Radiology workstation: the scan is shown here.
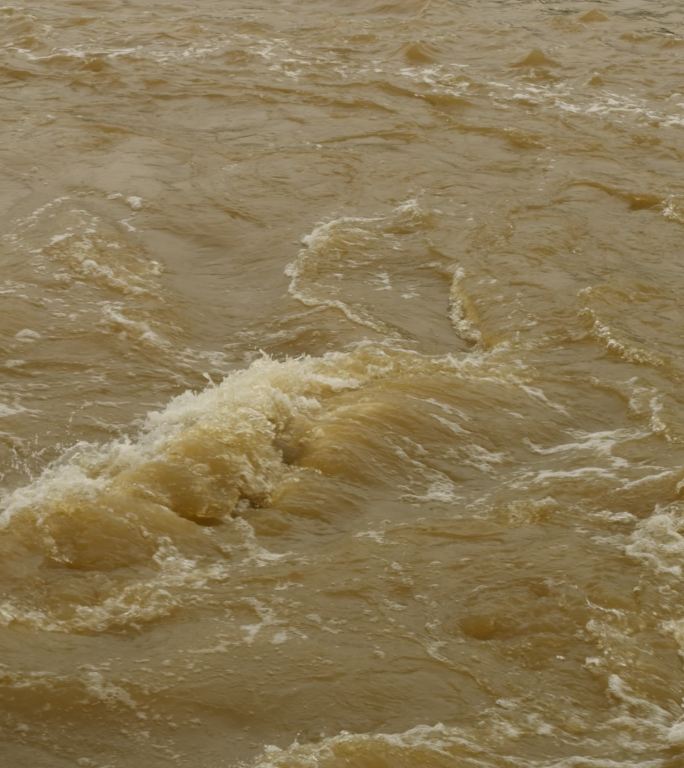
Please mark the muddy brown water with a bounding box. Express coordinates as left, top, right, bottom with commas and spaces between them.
1, 1, 684, 766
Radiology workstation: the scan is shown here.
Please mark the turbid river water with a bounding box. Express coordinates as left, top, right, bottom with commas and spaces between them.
1, 1, 684, 766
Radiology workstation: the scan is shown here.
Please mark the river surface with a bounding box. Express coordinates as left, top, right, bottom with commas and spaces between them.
1, 1, 684, 766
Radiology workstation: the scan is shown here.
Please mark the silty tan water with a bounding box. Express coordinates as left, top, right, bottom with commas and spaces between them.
1, 1, 684, 766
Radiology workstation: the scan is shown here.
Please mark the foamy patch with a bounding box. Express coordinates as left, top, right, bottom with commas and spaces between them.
125, 196, 143, 211
246, 717, 667, 768
240, 598, 280, 644
667, 719, 684, 746
432, 413, 468, 436
494, 79, 684, 131
399, 64, 471, 99
0, 341, 611, 634
285, 200, 430, 335
460, 442, 506, 472
0, 403, 25, 418
0, 538, 230, 633
604, 674, 675, 753
100, 303, 170, 349
248, 723, 460, 768
527, 466, 618, 484
524, 428, 636, 469
580, 308, 664, 367
664, 619, 684, 660
12, 196, 71, 230
625, 503, 684, 576
518, 384, 569, 415
619, 469, 674, 491
43, 227, 154, 295
0, 345, 459, 631
0, 280, 29, 297
389, 433, 467, 503
286, 215, 388, 333
82, 670, 137, 709
12, 40, 231, 66
13, 328, 41, 343
0, 402, 26, 419
248, 36, 340, 80
662, 197, 684, 223
448, 266, 481, 345
626, 381, 669, 437
9, 201, 162, 299
0, 352, 366, 526
0, 664, 140, 713
412, 478, 461, 502
373, 271, 392, 291
354, 528, 386, 544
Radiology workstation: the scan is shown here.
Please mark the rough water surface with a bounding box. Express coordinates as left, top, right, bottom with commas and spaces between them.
1, 1, 684, 766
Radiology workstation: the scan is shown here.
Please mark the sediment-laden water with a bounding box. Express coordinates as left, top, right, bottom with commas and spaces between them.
1, 1, 684, 766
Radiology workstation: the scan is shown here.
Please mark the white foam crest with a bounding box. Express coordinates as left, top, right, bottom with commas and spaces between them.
399, 64, 471, 99
0, 536, 231, 633
14, 328, 41, 343
246, 719, 667, 768
0, 402, 26, 418
603, 675, 676, 755
240, 597, 281, 645
448, 266, 482, 345
432, 413, 468, 436
0, 664, 140, 712
11, 40, 231, 65
247, 723, 470, 768
0, 342, 610, 631
524, 428, 638, 469
392, 436, 463, 504
247, 35, 342, 79
460, 442, 507, 472
286, 215, 388, 333
1, 458, 108, 529
372, 271, 392, 291
407, 477, 461, 503
81, 670, 137, 709
100, 303, 170, 349
8, 200, 161, 300
619, 469, 674, 491
517, 383, 569, 415
664, 619, 684, 661
125, 195, 143, 211
0, 345, 430, 529
626, 381, 669, 438
662, 196, 684, 223
493, 79, 684, 131
11, 196, 71, 231
41, 221, 154, 296
515, 446, 628, 488
625, 503, 684, 576
285, 200, 430, 335
580, 308, 663, 367
584, 91, 684, 129
526, 466, 618, 484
